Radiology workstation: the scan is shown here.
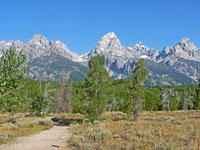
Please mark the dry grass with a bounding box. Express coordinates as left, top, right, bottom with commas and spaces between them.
69, 111, 200, 150
0, 114, 53, 144
0, 113, 13, 124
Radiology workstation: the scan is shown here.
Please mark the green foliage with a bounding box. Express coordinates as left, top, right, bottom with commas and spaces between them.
82, 55, 113, 121
31, 95, 47, 116
194, 87, 200, 110
150, 85, 197, 111
1, 48, 200, 116
0, 48, 29, 113
169, 95, 177, 111
112, 79, 127, 111
72, 82, 87, 114
0, 48, 29, 96
143, 88, 162, 111
0, 96, 25, 113
124, 59, 149, 117
0, 77, 58, 114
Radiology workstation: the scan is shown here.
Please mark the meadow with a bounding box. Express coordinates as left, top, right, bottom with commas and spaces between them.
69, 111, 200, 150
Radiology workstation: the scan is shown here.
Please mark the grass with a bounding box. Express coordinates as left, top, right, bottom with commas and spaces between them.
69, 111, 200, 150
0, 114, 53, 144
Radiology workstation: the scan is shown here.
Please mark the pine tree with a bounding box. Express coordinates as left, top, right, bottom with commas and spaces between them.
125, 59, 149, 118
83, 55, 113, 121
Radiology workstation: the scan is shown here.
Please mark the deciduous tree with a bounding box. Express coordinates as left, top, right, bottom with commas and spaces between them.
0, 48, 29, 97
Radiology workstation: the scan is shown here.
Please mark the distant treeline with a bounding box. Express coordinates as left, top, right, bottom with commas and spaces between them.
0, 48, 200, 121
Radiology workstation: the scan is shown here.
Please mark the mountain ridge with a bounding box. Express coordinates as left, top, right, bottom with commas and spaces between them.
0, 32, 198, 62
0, 32, 199, 85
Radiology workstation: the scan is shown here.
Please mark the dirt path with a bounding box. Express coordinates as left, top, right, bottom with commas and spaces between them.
0, 126, 71, 150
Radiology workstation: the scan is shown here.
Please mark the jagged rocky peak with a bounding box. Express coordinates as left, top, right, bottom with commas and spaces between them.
135, 41, 146, 48
28, 34, 49, 46
103, 32, 116, 38
25, 34, 51, 60
132, 41, 150, 52
179, 38, 191, 43
128, 41, 158, 61
95, 32, 123, 50
0, 40, 26, 55
176, 38, 198, 51
50, 40, 81, 62
159, 38, 200, 62
50, 40, 70, 51
24, 34, 81, 61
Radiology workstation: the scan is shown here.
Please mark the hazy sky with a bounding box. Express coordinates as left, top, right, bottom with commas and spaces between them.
0, 0, 199, 54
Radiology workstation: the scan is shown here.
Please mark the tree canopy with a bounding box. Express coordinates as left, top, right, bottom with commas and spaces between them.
82, 55, 113, 121
124, 59, 149, 117
0, 48, 29, 97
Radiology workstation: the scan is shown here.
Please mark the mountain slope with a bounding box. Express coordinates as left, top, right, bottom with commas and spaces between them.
82, 32, 200, 85
145, 60, 195, 85
27, 53, 88, 82
0, 32, 200, 85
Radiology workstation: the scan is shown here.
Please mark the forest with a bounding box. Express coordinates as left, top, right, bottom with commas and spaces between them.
1, 48, 200, 121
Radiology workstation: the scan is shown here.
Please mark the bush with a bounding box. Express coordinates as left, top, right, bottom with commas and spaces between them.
69, 135, 89, 149
87, 127, 112, 142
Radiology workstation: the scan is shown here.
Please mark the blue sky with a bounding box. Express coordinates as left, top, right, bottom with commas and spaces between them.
0, 0, 199, 54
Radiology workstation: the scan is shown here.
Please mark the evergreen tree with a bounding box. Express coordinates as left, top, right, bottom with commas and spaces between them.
125, 59, 149, 118
72, 81, 86, 114
83, 55, 113, 121
194, 78, 200, 110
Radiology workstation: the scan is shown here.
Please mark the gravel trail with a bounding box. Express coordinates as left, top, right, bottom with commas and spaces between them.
0, 126, 70, 150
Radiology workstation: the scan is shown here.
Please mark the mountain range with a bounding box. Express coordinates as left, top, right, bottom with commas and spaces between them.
0, 32, 199, 85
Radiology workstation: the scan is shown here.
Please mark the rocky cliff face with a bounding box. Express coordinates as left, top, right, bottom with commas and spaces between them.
155, 38, 200, 82
81, 32, 200, 84
160, 38, 199, 60
0, 34, 81, 62
86, 32, 133, 77
0, 32, 199, 85
0, 35, 87, 81
83, 32, 158, 79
